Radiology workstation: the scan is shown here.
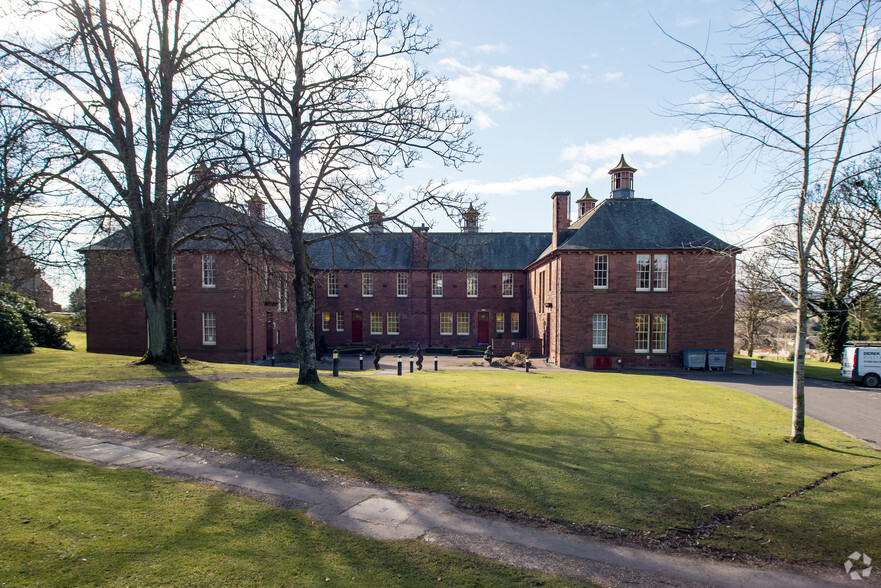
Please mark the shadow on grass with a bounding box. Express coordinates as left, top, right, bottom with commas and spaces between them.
110, 375, 881, 533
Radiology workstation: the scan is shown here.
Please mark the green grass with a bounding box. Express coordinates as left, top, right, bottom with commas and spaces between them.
0, 437, 576, 587
42, 370, 881, 564
0, 345, 293, 385
734, 355, 843, 381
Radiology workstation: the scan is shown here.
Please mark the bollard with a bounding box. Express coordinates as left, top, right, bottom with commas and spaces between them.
397, 355, 402, 376
617, 357, 622, 372
525, 358, 529, 373
332, 349, 339, 377
271, 353, 275, 367
434, 355, 438, 371
409, 355, 414, 373
359, 354, 364, 371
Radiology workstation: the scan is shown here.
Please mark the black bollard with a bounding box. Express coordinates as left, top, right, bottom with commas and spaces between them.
409, 355, 414, 373
525, 357, 529, 373
359, 354, 364, 371
271, 354, 275, 367
397, 355, 402, 376
332, 349, 339, 377
434, 356, 438, 371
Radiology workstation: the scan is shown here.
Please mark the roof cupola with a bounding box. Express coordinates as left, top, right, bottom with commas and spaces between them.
576, 187, 597, 217
462, 202, 479, 233
608, 154, 636, 199
368, 204, 384, 233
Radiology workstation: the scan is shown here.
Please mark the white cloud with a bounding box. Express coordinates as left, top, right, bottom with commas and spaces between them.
600, 71, 624, 83
489, 66, 570, 93
472, 111, 497, 129
474, 42, 508, 54
446, 74, 506, 110
561, 128, 725, 165
448, 174, 573, 196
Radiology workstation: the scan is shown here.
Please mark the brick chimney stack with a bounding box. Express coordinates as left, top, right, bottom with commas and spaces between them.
411, 224, 429, 268
248, 197, 265, 220
551, 190, 570, 249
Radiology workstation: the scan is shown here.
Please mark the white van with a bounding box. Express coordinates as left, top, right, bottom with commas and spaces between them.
841, 344, 881, 387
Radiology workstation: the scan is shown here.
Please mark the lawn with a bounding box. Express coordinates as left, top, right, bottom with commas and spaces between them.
41, 368, 881, 564
0, 436, 576, 587
0, 345, 292, 385
734, 355, 843, 382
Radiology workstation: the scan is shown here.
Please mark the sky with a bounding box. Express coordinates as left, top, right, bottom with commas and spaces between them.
395, 0, 772, 239
39, 0, 782, 303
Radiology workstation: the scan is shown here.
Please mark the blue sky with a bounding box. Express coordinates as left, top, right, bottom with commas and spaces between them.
399, 0, 769, 242
42, 0, 774, 301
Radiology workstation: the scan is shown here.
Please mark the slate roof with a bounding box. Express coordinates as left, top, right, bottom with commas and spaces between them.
563, 198, 732, 251
80, 199, 290, 255
82, 196, 733, 271
306, 232, 552, 271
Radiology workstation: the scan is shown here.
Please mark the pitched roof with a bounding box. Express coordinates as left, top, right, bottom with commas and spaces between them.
561, 198, 733, 251
306, 232, 552, 271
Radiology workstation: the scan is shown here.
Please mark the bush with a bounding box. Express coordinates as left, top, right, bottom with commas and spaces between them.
0, 300, 34, 353
70, 310, 87, 328
0, 284, 72, 350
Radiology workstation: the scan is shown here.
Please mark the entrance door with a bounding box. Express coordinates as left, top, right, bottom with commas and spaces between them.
477, 312, 489, 344
265, 311, 274, 355
351, 311, 363, 343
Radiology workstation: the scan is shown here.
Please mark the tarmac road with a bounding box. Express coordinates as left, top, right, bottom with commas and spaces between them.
673, 367, 881, 450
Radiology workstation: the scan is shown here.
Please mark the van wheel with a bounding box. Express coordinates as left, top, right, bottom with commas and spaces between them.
863, 373, 880, 388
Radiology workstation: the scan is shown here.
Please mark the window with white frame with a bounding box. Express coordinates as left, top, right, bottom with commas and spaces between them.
322, 311, 330, 331
202, 311, 216, 345
370, 311, 383, 335
594, 254, 608, 289
172, 255, 176, 289
440, 312, 453, 335
466, 272, 478, 297
328, 273, 338, 297
496, 312, 505, 334
652, 314, 668, 352
592, 314, 608, 348
202, 254, 216, 288
278, 275, 288, 312
635, 313, 650, 352
457, 312, 469, 335
387, 312, 400, 335
653, 255, 669, 291
511, 312, 520, 333
336, 311, 345, 332
362, 272, 373, 297
502, 272, 513, 297
636, 255, 651, 291
431, 272, 443, 297
397, 272, 408, 297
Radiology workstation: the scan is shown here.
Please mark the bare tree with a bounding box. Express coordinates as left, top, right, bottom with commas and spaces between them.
735, 256, 790, 357
0, 0, 240, 364
0, 94, 54, 288
227, 0, 478, 384
663, 0, 881, 442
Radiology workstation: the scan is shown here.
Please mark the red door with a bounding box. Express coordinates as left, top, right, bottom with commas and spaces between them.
351, 311, 363, 343
477, 312, 489, 345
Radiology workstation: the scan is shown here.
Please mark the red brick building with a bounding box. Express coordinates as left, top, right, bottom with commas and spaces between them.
83, 155, 738, 369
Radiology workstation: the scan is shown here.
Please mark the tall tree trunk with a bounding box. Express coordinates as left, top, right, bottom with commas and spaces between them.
791, 268, 808, 443
291, 231, 319, 384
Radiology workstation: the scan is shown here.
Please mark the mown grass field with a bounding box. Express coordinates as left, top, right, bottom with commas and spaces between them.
32, 362, 881, 565
0, 345, 291, 385
0, 436, 576, 587
734, 355, 843, 382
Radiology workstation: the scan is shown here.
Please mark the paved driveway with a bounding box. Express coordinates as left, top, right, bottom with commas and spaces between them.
673, 368, 881, 449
